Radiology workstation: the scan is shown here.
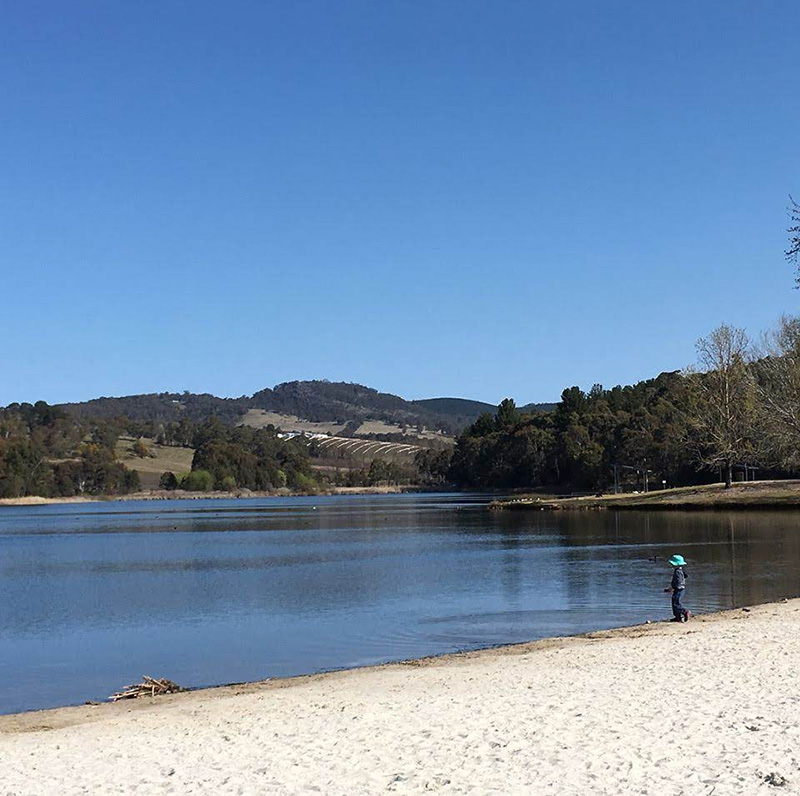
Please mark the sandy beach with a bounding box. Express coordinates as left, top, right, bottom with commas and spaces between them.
2, 601, 799, 795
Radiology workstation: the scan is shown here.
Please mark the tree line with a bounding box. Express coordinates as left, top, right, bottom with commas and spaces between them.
0, 408, 322, 498
157, 417, 318, 492
448, 315, 800, 492
0, 402, 140, 498
0, 402, 433, 498
6, 193, 800, 502
6, 315, 800, 499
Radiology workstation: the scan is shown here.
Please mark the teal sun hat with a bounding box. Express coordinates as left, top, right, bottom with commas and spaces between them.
669, 554, 686, 567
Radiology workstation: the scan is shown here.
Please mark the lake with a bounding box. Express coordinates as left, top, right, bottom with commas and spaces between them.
1, 492, 799, 715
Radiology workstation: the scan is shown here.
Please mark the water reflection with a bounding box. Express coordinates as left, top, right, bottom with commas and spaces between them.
1, 494, 799, 714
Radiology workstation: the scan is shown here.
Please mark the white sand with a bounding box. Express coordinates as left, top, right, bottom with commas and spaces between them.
2, 600, 800, 795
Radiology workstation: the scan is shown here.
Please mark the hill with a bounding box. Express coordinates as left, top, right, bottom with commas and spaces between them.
250, 381, 439, 428
414, 397, 557, 418
519, 402, 559, 413
412, 397, 496, 418
59, 392, 249, 424
59, 381, 556, 437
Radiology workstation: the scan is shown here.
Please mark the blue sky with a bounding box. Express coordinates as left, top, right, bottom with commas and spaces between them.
1, 1, 797, 406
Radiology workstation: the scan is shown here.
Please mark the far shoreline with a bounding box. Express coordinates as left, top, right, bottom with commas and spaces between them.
0, 485, 439, 508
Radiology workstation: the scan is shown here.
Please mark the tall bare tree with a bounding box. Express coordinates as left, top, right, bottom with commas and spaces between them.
690, 324, 756, 488
788, 196, 800, 284
752, 315, 800, 467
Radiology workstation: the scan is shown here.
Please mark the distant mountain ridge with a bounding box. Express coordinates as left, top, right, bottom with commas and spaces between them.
58, 380, 555, 435
519, 401, 559, 414
412, 397, 497, 416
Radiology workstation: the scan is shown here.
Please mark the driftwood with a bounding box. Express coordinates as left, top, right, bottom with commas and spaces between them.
109, 675, 184, 702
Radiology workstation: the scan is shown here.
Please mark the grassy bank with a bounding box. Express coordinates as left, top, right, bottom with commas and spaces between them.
490, 479, 800, 511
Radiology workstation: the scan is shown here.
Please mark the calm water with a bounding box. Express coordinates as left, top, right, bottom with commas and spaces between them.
1, 492, 799, 715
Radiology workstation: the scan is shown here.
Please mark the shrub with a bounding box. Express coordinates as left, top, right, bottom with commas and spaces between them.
180, 469, 215, 491
289, 472, 317, 492
159, 471, 179, 490
131, 439, 151, 458
220, 475, 236, 491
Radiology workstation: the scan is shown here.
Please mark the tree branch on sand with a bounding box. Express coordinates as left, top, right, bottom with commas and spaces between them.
109, 676, 184, 701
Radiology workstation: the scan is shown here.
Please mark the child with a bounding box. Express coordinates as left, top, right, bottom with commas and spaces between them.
664, 554, 691, 622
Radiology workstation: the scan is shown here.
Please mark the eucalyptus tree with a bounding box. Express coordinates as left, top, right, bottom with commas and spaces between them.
690, 324, 757, 488
752, 315, 800, 468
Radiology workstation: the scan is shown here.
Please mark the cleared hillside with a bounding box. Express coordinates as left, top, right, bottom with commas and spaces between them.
240, 410, 347, 436
114, 437, 194, 489
241, 409, 452, 442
